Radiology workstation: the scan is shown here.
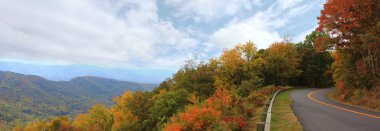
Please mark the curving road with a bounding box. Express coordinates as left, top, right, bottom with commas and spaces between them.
289, 88, 380, 131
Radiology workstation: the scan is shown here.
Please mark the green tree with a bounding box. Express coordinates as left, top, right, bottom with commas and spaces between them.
294, 31, 333, 87
264, 41, 301, 85
172, 60, 216, 99
143, 89, 190, 130
126, 91, 152, 120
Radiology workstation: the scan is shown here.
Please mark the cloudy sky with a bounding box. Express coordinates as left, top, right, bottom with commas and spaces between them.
0, 0, 325, 82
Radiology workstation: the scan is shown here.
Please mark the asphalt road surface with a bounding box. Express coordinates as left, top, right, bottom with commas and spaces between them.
289, 88, 380, 131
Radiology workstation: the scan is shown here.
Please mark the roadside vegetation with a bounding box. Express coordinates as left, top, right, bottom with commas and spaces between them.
316, 0, 380, 110
327, 90, 380, 112
271, 91, 302, 131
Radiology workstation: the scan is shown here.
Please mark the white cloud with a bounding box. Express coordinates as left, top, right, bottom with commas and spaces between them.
0, 0, 202, 69
208, 0, 323, 50
163, 0, 262, 22
208, 12, 282, 50
0, 0, 326, 72
277, 0, 304, 10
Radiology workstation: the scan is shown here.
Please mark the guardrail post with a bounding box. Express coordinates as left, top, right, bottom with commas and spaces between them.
257, 122, 265, 131
261, 112, 267, 122
263, 106, 268, 112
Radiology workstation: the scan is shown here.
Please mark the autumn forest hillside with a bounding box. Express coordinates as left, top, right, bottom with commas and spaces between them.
10, 0, 380, 130
0, 71, 156, 129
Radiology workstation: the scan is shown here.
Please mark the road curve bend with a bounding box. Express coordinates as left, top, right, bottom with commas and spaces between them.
289, 88, 380, 131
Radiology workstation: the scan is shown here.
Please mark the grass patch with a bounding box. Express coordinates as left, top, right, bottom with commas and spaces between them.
271, 91, 302, 131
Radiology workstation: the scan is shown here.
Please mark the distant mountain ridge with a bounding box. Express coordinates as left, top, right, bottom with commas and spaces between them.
0, 71, 157, 128
0, 61, 172, 83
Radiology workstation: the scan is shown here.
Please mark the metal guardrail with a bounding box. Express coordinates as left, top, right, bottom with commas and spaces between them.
257, 88, 290, 131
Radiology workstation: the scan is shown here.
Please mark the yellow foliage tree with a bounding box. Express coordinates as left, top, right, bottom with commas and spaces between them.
88, 104, 113, 131
72, 114, 90, 130
23, 121, 46, 131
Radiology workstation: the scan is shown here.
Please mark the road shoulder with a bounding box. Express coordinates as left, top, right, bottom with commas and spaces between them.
271, 91, 302, 131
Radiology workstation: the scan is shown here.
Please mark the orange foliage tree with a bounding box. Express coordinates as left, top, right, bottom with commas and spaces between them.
72, 114, 90, 130
317, 0, 380, 109
163, 88, 228, 130
111, 110, 139, 131
317, 0, 380, 89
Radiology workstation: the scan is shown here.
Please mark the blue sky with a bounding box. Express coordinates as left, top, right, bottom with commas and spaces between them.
0, 0, 325, 83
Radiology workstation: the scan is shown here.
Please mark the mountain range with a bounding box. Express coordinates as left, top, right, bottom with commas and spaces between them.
0, 61, 173, 83
0, 71, 156, 128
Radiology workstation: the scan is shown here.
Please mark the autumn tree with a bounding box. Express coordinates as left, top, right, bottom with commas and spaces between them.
111, 110, 139, 131
237, 42, 265, 96
110, 90, 153, 130
72, 114, 90, 130
87, 104, 113, 131
264, 41, 301, 85
45, 116, 73, 131
144, 89, 190, 130
217, 41, 264, 96
113, 91, 133, 110
23, 121, 46, 131
317, 0, 380, 90
218, 47, 244, 87
316, 0, 380, 110
163, 88, 230, 130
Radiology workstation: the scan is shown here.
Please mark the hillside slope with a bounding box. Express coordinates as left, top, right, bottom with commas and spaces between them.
0, 71, 156, 128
